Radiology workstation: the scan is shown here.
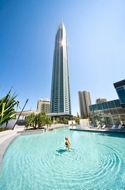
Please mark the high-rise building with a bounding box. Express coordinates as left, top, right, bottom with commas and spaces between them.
114, 79, 125, 108
96, 97, 107, 104
50, 23, 71, 114
78, 91, 91, 117
89, 80, 125, 125
89, 99, 125, 125
37, 99, 50, 113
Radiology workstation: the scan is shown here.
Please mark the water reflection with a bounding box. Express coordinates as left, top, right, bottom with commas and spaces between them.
98, 133, 125, 138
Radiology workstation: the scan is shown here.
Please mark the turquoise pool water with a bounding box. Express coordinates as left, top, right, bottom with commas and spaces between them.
0, 127, 125, 189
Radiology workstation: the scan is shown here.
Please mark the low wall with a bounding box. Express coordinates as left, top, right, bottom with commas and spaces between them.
68, 120, 76, 125
16, 120, 26, 125
0, 119, 17, 129
80, 119, 89, 128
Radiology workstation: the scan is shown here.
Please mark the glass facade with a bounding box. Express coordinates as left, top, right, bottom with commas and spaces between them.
89, 99, 121, 111
114, 79, 125, 108
50, 23, 71, 114
90, 79, 125, 125
89, 99, 125, 125
116, 87, 125, 105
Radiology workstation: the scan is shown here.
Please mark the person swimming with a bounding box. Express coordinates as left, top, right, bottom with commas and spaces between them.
65, 137, 71, 150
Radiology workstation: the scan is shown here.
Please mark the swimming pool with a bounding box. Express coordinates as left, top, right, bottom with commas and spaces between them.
0, 127, 125, 189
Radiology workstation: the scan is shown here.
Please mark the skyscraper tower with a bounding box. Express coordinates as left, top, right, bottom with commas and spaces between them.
78, 91, 91, 117
50, 23, 71, 114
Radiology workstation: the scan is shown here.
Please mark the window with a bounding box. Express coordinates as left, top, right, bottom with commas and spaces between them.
102, 102, 108, 109
97, 103, 102, 110
89, 105, 93, 111
114, 99, 121, 107
116, 87, 125, 104
93, 104, 97, 111
108, 101, 115, 108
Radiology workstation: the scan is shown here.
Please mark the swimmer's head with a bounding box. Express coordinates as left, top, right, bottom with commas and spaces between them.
65, 137, 68, 140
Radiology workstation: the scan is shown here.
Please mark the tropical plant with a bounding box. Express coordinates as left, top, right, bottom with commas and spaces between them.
81, 114, 88, 119
25, 113, 36, 129
56, 118, 60, 123
36, 112, 46, 128
63, 118, 68, 124
74, 117, 80, 124
25, 112, 52, 129
0, 89, 19, 127
90, 111, 113, 126
45, 115, 52, 128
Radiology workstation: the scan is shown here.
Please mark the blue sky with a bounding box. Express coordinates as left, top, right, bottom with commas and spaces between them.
0, 0, 125, 115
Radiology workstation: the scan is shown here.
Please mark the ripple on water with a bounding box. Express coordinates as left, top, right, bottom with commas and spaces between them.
0, 129, 125, 190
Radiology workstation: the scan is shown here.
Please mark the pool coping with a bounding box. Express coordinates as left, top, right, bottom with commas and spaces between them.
0, 133, 20, 169
69, 128, 125, 133
0, 125, 66, 170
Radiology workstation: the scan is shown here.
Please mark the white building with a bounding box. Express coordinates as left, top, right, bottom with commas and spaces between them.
37, 99, 50, 113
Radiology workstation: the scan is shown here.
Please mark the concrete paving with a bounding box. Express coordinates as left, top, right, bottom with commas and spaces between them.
0, 125, 25, 144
